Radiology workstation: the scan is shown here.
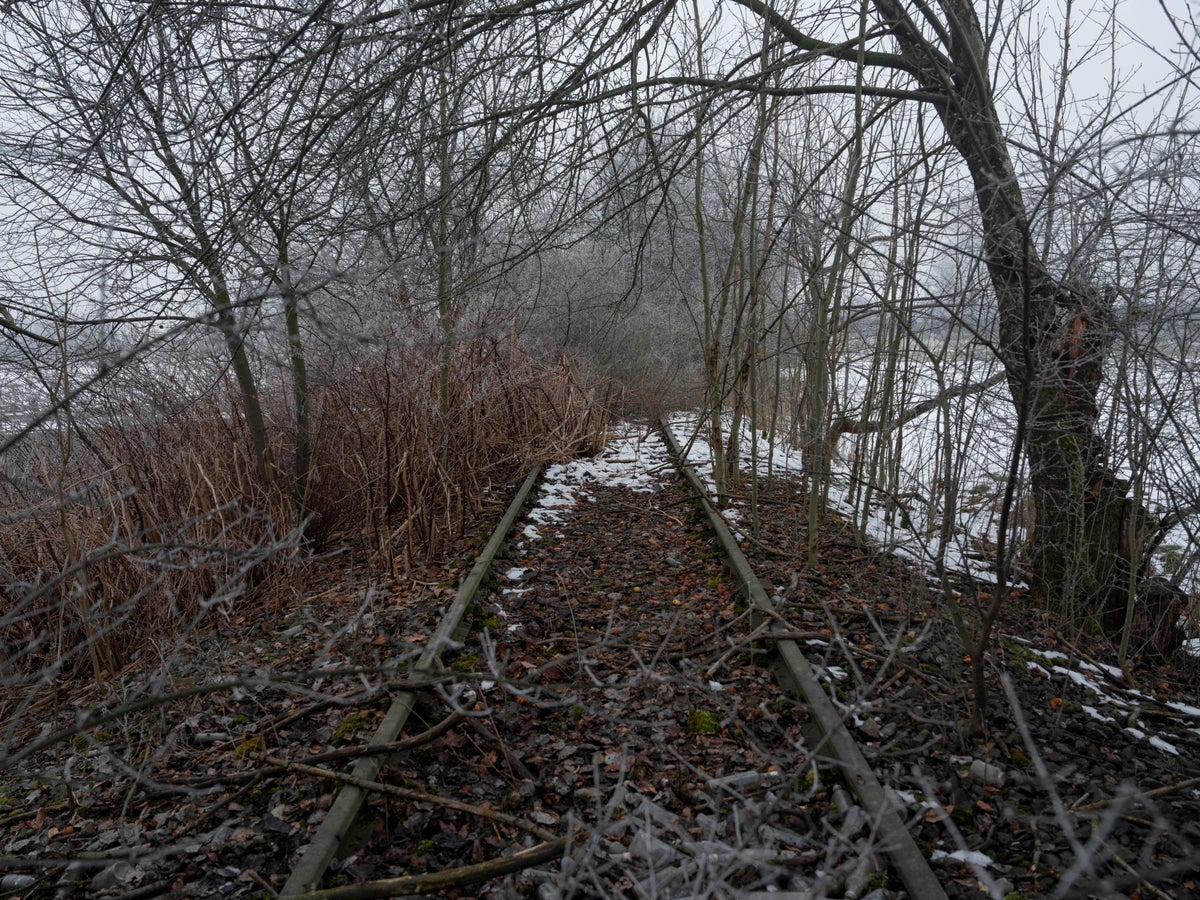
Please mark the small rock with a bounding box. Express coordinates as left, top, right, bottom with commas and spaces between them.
261, 815, 291, 836
90, 863, 134, 892
857, 717, 882, 739
967, 759, 1006, 787
629, 831, 675, 866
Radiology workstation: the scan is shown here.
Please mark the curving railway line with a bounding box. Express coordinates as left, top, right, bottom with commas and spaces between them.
278, 421, 947, 899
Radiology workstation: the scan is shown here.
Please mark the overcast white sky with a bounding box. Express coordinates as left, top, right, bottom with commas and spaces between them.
1082, 0, 1198, 105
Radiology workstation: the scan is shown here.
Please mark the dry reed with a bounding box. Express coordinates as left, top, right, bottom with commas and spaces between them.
0, 331, 608, 710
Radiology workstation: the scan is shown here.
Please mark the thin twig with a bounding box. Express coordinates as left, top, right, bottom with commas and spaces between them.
1075, 775, 1200, 812
1102, 840, 1177, 900
286, 838, 570, 899
294, 711, 465, 766
251, 752, 559, 842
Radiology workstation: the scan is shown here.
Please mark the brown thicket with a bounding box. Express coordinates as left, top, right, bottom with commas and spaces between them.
0, 331, 607, 701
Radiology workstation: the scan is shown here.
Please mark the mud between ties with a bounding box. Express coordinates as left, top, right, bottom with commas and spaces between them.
349, 479, 899, 898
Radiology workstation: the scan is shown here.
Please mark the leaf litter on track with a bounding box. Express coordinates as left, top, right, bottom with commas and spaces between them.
5, 421, 1200, 898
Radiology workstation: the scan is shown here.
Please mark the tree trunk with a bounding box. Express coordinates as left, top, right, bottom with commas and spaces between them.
279, 252, 312, 523
874, 0, 1135, 620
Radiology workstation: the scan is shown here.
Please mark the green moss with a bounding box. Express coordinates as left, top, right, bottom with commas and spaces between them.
950, 805, 974, 826
450, 653, 480, 673
706, 574, 725, 589
479, 614, 503, 630
235, 736, 267, 758
333, 713, 368, 744
1008, 747, 1031, 768
686, 708, 719, 735
72, 730, 115, 750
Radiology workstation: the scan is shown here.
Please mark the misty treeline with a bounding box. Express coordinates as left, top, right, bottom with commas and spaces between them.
1, 0, 1199, 708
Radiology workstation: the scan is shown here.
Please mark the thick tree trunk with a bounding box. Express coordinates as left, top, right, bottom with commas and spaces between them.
1023, 289, 1127, 619
874, 0, 1136, 621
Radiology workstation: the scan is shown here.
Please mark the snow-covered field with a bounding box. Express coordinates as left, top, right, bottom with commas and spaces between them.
668, 344, 1200, 596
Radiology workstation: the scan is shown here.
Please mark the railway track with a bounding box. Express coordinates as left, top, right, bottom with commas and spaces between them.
279, 421, 946, 899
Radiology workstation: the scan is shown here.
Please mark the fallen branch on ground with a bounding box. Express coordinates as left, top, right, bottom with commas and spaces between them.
284, 837, 570, 899
251, 751, 560, 842
1075, 775, 1200, 812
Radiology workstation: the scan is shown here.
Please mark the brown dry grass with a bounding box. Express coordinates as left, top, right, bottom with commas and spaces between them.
0, 331, 608, 709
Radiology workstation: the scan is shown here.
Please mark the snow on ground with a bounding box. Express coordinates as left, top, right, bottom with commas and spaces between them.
495, 412, 1200, 873
671, 345, 1200, 595
522, 422, 672, 541
665, 405, 1011, 583
499, 424, 675, 634
1018, 644, 1189, 755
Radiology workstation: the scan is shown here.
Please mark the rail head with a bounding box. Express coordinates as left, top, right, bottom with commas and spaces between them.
658, 417, 948, 900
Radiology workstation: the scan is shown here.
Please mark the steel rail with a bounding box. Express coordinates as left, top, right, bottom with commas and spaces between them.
280, 465, 543, 897
660, 418, 949, 900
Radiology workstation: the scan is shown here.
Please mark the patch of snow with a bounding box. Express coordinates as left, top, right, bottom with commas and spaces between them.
932, 848, 994, 868
1026, 648, 1070, 661
525, 425, 674, 531
1081, 705, 1117, 723
1079, 659, 1124, 680
1056, 667, 1098, 691
1167, 700, 1200, 717
1149, 735, 1180, 755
